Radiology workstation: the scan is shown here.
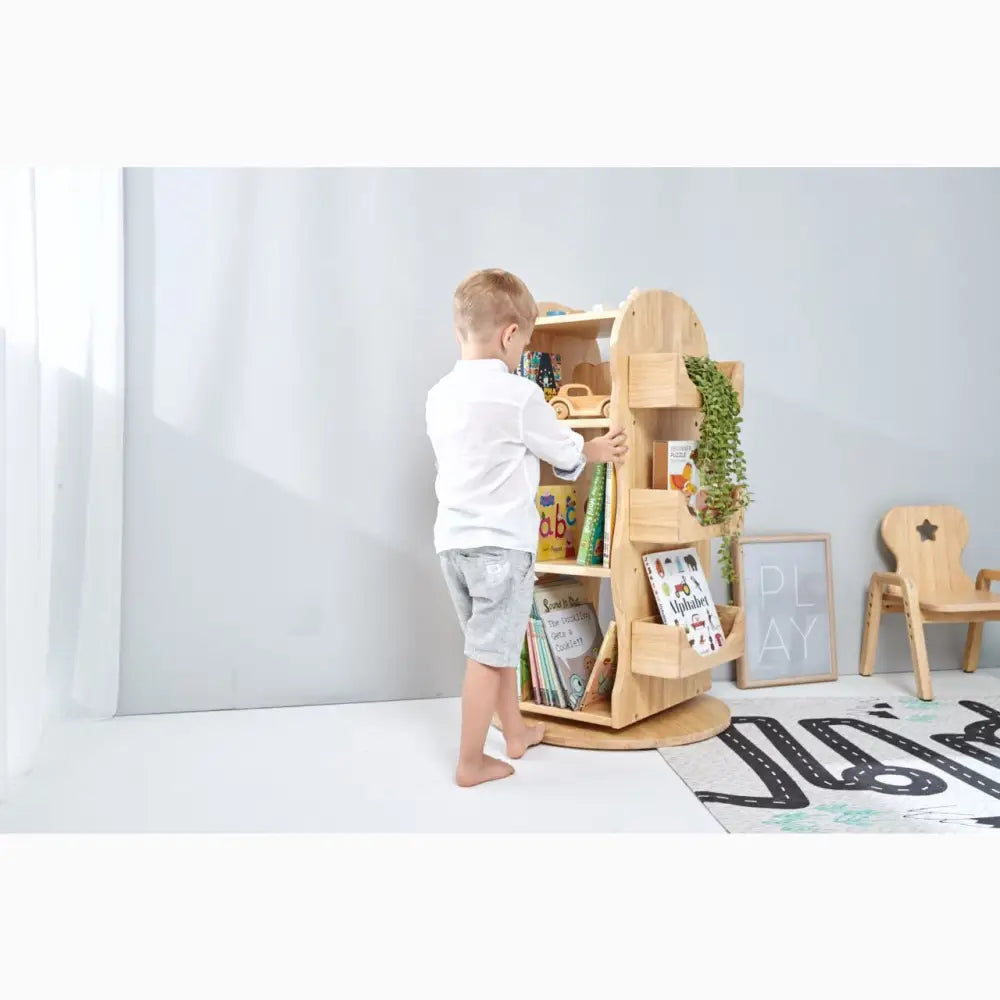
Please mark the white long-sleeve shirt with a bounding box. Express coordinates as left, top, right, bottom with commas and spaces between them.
426, 358, 586, 554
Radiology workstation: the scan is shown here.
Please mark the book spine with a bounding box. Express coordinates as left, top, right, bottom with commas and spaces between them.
532, 615, 561, 708
576, 463, 607, 565
602, 462, 614, 568
518, 635, 531, 702
527, 623, 543, 704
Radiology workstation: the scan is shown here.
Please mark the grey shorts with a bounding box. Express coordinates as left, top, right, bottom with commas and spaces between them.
439, 547, 536, 668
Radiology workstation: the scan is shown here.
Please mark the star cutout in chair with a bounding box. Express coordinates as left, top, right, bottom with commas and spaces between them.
916, 518, 938, 542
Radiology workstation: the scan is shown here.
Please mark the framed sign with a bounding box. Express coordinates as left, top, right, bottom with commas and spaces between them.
732, 534, 837, 689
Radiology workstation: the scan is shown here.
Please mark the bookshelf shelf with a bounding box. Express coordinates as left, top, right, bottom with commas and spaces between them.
501, 290, 743, 750
563, 417, 611, 429
632, 605, 745, 680
535, 559, 611, 579
534, 309, 620, 339
516, 699, 613, 727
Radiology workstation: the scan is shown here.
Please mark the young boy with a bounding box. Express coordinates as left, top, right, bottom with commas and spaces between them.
426, 269, 628, 787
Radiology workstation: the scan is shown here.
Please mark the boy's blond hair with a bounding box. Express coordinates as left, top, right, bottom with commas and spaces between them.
453, 269, 538, 342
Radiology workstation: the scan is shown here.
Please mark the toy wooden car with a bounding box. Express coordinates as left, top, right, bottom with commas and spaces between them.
550, 383, 611, 420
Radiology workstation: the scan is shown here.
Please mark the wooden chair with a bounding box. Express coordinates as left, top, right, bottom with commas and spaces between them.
860, 505, 1000, 701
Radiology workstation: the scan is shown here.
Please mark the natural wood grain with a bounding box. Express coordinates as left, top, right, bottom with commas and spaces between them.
533, 309, 620, 339
534, 559, 611, 579
514, 700, 614, 727
965, 568, 1000, 672
496, 694, 731, 750
631, 605, 745, 680
863, 508, 1000, 700
564, 417, 611, 429
629, 488, 743, 545
628, 354, 744, 409
573, 361, 612, 396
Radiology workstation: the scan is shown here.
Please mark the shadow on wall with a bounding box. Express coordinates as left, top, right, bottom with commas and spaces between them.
119, 171, 465, 715
711, 386, 1000, 685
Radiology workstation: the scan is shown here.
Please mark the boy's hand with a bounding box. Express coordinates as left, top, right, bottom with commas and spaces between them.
583, 427, 628, 464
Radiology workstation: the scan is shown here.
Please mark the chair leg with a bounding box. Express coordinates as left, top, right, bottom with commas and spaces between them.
900, 580, 933, 701
859, 578, 883, 677
962, 622, 984, 673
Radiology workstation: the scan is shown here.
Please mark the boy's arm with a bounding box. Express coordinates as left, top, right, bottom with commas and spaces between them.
520, 389, 586, 481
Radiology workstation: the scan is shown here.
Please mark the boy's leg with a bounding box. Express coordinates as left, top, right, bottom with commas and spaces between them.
495, 667, 544, 759
457, 658, 514, 787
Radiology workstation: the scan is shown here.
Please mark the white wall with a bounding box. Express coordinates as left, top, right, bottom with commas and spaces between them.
120, 168, 1000, 714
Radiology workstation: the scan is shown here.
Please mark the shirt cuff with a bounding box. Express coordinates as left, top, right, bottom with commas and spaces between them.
553, 450, 586, 481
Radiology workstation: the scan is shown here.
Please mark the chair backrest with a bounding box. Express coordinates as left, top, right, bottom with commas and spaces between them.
881, 505, 975, 597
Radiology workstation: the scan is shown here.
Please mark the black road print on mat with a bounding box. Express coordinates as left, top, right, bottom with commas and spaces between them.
695, 702, 1000, 827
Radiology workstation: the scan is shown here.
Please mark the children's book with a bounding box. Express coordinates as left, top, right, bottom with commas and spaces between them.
528, 618, 557, 706
602, 462, 616, 568
642, 547, 724, 657
536, 485, 579, 561
518, 351, 562, 401
529, 589, 565, 707
652, 440, 706, 516
518, 636, 532, 702
576, 463, 607, 566
580, 619, 617, 710
534, 580, 602, 710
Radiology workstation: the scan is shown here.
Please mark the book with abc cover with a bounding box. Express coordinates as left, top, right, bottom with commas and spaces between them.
642, 547, 725, 657
535, 485, 578, 561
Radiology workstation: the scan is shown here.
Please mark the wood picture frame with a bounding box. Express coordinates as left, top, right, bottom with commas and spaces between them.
731, 534, 838, 689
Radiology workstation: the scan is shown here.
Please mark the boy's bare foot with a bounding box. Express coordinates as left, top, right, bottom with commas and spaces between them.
505, 722, 545, 760
455, 755, 515, 788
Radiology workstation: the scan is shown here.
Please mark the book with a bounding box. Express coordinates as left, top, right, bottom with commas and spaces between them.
580, 619, 617, 710
576, 463, 607, 566
642, 547, 724, 657
536, 485, 579, 561
524, 628, 541, 703
529, 590, 564, 707
602, 462, 616, 568
534, 580, 603, 710
518, 636, 532, 702
518, 350, 562, 400
652, 440, 706, 516
527, 618, 554, 705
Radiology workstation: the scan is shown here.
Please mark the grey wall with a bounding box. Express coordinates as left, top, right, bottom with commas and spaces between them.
120, 168, 1000, 714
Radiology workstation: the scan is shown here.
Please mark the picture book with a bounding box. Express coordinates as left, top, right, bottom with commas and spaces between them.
580, 619, 617, 710
518, 636, 532, 701
518, 350, 562, 401
576, 462, 607, 566
534, 580, 602, 710
526, 619, 543, 705
536, 485, 579, 561
652, 441, 706, 516
602, 462, 616, 568
642, 547, 724, 657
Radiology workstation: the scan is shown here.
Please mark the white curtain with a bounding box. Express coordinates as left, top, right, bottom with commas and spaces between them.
0, 168, 124, 797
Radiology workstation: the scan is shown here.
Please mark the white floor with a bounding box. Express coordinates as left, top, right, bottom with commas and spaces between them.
2, 670, 999, 833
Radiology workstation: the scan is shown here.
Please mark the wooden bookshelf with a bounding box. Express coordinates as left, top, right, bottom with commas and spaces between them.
494, 290, 745, 750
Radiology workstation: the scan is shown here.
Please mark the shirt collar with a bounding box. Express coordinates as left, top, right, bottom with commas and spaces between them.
454, 358, 510, 374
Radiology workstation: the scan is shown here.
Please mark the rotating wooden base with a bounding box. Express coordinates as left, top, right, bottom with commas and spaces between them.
493, 694, 730, 750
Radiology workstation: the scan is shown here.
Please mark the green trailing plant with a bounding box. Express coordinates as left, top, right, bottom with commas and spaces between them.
683, 355, 751, 585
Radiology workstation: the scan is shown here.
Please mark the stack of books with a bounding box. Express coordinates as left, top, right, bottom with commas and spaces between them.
520, 579, 618, 711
